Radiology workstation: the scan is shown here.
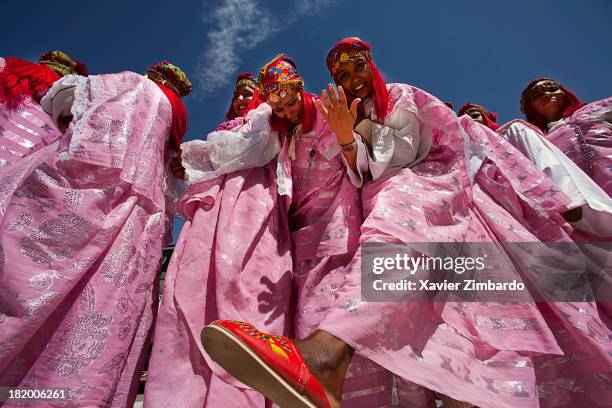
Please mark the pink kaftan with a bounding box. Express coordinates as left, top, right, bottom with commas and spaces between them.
316, 83, 611, 408
497, 119, 612, 239
281, 107, 396, 407
146, 102, 396, 407
144, 109, 293, 407
0, 71, 174, 407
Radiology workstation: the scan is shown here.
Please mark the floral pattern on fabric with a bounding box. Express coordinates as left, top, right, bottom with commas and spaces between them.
0, 72, 173, 407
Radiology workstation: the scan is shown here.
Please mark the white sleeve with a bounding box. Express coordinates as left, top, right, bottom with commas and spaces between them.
181, 104, 281, 185
40, 75, 82, 126
367, 110, 429, 181
502, 122, 612, 236
341, 135, 368, 188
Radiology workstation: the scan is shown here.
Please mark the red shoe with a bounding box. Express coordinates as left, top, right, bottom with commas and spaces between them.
201, 320, 331, 408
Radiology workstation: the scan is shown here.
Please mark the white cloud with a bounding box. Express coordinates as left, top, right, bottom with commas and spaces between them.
294, 0, 335, 16
196, 0, 335, 97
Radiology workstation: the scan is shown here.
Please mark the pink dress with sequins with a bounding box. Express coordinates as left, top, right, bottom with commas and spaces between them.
315, 84, 612, 408
0, 72, 175, 407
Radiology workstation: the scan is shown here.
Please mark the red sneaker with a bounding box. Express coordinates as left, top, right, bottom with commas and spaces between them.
201, 320, 331, 408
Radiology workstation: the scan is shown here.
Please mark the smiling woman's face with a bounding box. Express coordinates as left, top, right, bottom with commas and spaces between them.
333, 57, 373, 100
268, 90, 304, 125
231, 85, 255, 117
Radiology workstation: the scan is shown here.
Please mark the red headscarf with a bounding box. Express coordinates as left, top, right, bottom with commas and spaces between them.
325, 37, 390, 122
459, 102, 500, 131
520, 78, 584, 131
257, 54, 316, 135
145, 61, 192, 148
224, 73, 262, 121
0, 50, 88, 111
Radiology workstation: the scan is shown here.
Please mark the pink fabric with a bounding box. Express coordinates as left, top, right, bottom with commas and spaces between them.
146, 108, 394, 406
317, 84, 612, 408
214, 116, 245, 131
0, 83, 62, 170
283, 110, 395, 405
0, 72, 173, 407
463, 117, 575, 242
544, 97, 612, 196
144, 161, 293, 408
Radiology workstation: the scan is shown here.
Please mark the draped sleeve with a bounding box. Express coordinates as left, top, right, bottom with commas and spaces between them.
364, 84, 435, 181
181, 103, 281, 185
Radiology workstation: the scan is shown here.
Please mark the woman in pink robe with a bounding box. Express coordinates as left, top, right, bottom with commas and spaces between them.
147, 56, 393, 407
0, 61, 191, 407
496, 110, 612, 240
202, 39, 611, 408
520, 78, 612, 196
0, 51, 87, 171
144, 72, 295, 408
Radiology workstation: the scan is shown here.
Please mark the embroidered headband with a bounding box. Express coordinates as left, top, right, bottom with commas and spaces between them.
234, 73, 257, 92
145, 61, 192, 97
257, 54, 304, 104
39, 50, 88, 77
325, 37, 371, 76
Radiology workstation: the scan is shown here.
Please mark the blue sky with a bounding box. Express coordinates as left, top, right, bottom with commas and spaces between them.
4, 0, 611, 241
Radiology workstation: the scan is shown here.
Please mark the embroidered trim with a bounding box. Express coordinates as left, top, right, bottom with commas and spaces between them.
571, 124, 594, 175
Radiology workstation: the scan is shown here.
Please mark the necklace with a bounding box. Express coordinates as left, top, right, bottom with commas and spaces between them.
570, 124, 594, 175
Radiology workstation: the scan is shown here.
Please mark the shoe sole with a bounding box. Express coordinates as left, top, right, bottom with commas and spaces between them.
202, 324, 318, 408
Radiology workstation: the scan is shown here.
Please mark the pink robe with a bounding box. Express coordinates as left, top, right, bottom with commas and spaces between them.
144, 157, 293, 407
146, 104, 395, 407
0, 72, 174, 407
316, 84, 611, 408
281, 109, 395, 407
544, 97, 612, 196
497, 119, 612, 240
464, 118, 576, 243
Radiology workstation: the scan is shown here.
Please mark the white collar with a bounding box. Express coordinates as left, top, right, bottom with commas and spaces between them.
546, 117, 567, 132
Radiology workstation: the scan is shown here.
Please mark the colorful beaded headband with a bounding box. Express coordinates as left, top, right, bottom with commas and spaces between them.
327, 42, 371, 76
145, 61, 192, 97
257, 54, 304, 104
520, 79, 561, 112
39, 50, 87, 77
236, 78, 255, 89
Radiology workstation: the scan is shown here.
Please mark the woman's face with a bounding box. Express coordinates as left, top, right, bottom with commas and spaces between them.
231, 85, 255, 117
528, 80, 567, 123
269, 90, 304, 125
464, 107, 485, 125
333, 57, 373, 100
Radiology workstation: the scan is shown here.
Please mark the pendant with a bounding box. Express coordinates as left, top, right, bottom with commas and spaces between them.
309, 149, 316, 158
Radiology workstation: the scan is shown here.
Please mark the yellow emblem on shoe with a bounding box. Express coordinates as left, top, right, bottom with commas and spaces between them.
269, 342, 289, 359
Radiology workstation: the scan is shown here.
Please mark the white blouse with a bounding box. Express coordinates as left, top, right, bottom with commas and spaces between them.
344, 84, 432, 187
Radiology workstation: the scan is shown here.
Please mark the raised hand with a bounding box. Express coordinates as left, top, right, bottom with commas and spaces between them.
315, 84, 361, 145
